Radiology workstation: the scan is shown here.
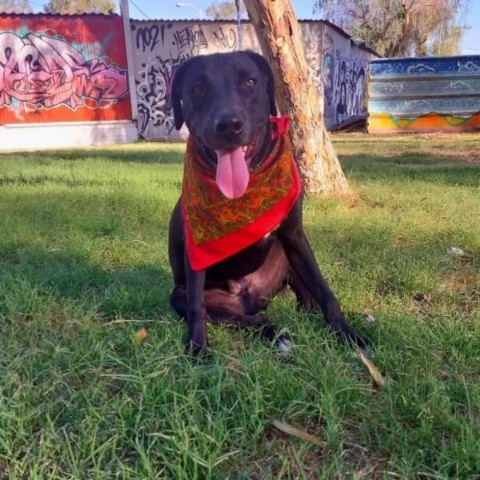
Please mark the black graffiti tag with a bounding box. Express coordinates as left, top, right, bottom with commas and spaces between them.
135, 54, 187, 137
172, 27, 208, 51
213, 27, 237, 50
136, 25, 162, 52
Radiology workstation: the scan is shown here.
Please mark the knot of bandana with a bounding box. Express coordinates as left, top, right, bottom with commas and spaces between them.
182, 115, 301, 271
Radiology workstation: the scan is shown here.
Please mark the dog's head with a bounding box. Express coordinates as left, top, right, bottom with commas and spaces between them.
170, 51, 277, 199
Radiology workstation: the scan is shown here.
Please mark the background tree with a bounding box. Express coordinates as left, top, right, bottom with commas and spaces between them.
244, 0, 350, 195
430, 24, 465, 57
44, 0, 116, 14
0, 0, 32, 13
206, 1, 247, 19
314, 0, 468, 57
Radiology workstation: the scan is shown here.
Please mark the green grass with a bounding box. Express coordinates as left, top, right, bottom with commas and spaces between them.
0, 134, 479, 479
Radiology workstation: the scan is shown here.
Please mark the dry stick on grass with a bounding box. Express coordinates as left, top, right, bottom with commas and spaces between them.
356, 349, 388, 387
272, 420, 325, 446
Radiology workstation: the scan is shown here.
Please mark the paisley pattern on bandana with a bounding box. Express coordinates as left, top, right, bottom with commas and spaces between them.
182, 116, 301, 271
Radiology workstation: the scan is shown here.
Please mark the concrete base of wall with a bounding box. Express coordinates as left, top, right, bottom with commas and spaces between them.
0, 120, 138, 152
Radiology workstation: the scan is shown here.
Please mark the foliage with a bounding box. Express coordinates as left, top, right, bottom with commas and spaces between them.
0, 0, 32, 13
43, 0, 116, 14
205, 0, 247, 20
314, 0, 468, 57
1, 134, 480, 477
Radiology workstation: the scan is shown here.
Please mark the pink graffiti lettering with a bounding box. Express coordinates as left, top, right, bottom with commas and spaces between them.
0, 32, 128, 109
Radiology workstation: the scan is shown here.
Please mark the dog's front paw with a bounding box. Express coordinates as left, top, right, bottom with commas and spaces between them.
184, 339, 208, 356
184, 324, 208, 356
341, 325, 370, 351
277, 333, 293, 356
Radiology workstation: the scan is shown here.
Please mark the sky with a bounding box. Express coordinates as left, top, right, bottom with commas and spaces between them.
29, 0, 480, 55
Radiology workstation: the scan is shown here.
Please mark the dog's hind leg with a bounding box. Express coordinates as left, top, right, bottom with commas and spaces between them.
170, 286, 265, 328
287, 268, 318, 312
169, 286, 290, 350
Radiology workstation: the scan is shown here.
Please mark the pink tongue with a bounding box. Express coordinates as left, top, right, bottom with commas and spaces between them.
215, 147, 250, 199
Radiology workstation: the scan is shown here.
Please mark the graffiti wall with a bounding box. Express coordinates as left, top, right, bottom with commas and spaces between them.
314, 21, 371, 129
368, 56, 480, 133
130, 20, 260, 139
0, 13, 132, 125
130, 20, 377, 140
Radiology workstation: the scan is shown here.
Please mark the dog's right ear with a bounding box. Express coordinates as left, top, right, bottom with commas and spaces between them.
243, 51, 277, 116
170, 60, 190, 130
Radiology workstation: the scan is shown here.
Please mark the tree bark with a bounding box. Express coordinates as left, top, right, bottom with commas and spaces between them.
243, 0, 350, 195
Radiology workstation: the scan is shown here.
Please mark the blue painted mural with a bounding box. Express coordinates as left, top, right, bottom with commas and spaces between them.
368, 56, 480, 133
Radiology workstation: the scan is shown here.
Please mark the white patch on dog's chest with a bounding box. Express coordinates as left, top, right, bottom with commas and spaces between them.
263, 225, 279, 240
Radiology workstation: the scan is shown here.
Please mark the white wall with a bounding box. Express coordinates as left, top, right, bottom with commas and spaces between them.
0, 121, 138, 152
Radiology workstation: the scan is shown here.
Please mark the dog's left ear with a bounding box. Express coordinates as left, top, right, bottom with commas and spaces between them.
244, 51, 277, 116
170, 60, 191, 130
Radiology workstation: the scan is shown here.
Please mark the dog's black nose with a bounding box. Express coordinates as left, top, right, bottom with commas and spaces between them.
214, 114, 244, 137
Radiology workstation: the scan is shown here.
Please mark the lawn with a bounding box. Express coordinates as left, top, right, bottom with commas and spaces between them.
0, 133, 479, 479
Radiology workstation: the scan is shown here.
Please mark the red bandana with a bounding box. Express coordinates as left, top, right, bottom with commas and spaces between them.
182, 116, 301, 271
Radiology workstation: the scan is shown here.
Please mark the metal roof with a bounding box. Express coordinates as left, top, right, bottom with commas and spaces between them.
0, 11, 118, 17
130, 17, 380, 57
0, 11, 379, 57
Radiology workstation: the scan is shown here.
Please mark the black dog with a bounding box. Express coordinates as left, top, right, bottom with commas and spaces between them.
168, 51, 367, 354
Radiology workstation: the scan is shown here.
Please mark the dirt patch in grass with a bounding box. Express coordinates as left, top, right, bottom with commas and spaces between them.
245, 431, 326, 480
439, 273, 478, 294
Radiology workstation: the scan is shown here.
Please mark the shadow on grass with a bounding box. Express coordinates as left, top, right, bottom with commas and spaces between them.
340, 152, 480, 188
0, 142, 185, 165
0, 245, 174, 323
2, 145, 478, 187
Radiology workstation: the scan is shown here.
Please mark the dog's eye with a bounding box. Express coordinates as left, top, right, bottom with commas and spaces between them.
190, 85, 205, 95
245, 78, 257, 87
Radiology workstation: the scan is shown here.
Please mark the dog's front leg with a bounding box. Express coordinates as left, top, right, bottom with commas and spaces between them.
278, 202, 368, 349
184, 252, 208, 355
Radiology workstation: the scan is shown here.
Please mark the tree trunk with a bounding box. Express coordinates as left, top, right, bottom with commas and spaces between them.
400, 1, 411, 56
243, 0, 350, 195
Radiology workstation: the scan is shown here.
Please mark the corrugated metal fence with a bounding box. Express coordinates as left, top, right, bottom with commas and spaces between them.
0, 13, 132, 125
368, 56, 480, 133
